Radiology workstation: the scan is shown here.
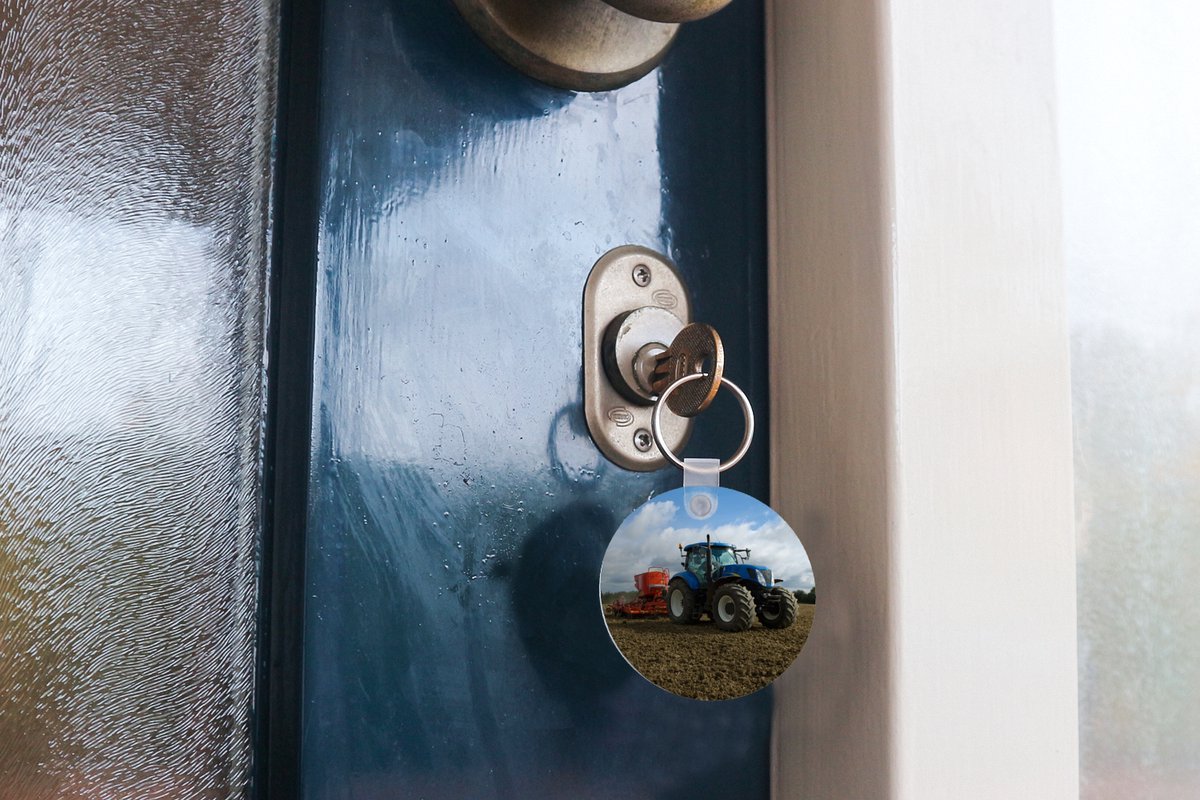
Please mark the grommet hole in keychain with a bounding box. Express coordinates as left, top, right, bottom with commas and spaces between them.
598, 372, 816, 701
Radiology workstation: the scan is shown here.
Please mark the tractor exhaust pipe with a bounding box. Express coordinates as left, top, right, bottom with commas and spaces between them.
705, 533, 713, 613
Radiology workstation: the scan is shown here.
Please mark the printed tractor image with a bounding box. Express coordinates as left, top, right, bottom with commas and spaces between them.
607, 568, 670, 617
667, 536, 799, 632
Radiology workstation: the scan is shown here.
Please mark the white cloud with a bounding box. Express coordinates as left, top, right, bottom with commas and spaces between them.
623, 499, 677, 540
600, 500, 680, 594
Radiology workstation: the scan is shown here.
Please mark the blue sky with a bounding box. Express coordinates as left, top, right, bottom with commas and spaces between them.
600, 487, 815, 594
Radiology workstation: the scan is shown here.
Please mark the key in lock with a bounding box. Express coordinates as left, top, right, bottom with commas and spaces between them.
602, 315, 724, 418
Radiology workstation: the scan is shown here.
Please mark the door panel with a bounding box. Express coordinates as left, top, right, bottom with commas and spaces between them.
299, 0, 768, 797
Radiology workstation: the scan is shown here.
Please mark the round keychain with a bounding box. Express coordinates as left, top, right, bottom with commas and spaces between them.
600, 373, 816, 701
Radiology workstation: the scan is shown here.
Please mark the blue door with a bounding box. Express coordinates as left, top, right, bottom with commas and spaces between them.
283, 0, 772, 796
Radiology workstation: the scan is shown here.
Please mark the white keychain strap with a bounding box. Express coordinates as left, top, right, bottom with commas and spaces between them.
683, 457, 720, 488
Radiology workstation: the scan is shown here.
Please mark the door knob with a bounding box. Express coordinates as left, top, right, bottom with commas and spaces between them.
452, 0, 734, 92
602, 0, 731, 23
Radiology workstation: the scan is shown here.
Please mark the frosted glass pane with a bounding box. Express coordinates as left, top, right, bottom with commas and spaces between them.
1056, 2, 1200, 796
0, 1, 277, 797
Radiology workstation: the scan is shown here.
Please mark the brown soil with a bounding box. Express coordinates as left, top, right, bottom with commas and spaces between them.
606, 606, 815, 700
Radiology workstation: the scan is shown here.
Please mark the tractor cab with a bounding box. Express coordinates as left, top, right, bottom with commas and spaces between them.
679, 541, 770, 588
684, 542, 737, 583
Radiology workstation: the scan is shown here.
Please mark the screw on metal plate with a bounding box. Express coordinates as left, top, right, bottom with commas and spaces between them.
632, 263, 652, 287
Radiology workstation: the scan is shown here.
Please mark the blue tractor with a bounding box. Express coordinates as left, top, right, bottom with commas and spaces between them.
666, 535, 799, 632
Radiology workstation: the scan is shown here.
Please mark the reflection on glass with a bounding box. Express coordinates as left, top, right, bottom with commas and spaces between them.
1056, 1, 1200, 795
0, 1, 276, 796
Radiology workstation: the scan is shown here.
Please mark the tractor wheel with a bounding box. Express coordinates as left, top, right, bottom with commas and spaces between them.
712, 584, 755, 632
666, 579, 700, 624
758, 587, 799, 629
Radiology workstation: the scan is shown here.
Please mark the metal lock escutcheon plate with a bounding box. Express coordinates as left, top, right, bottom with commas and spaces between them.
584, 245, 692, 470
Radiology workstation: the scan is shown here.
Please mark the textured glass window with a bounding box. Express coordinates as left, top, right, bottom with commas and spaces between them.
1056, 2, 1200, 796
0, 1, 277, 796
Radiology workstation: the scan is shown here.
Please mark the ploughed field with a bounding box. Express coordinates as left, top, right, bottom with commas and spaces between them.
606, 606, 815, 700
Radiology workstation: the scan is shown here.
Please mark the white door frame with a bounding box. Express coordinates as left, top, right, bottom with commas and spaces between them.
767, 2, 1079, 797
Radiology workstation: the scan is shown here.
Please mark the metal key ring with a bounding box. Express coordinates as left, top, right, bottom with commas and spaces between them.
651, 373, 755, 472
